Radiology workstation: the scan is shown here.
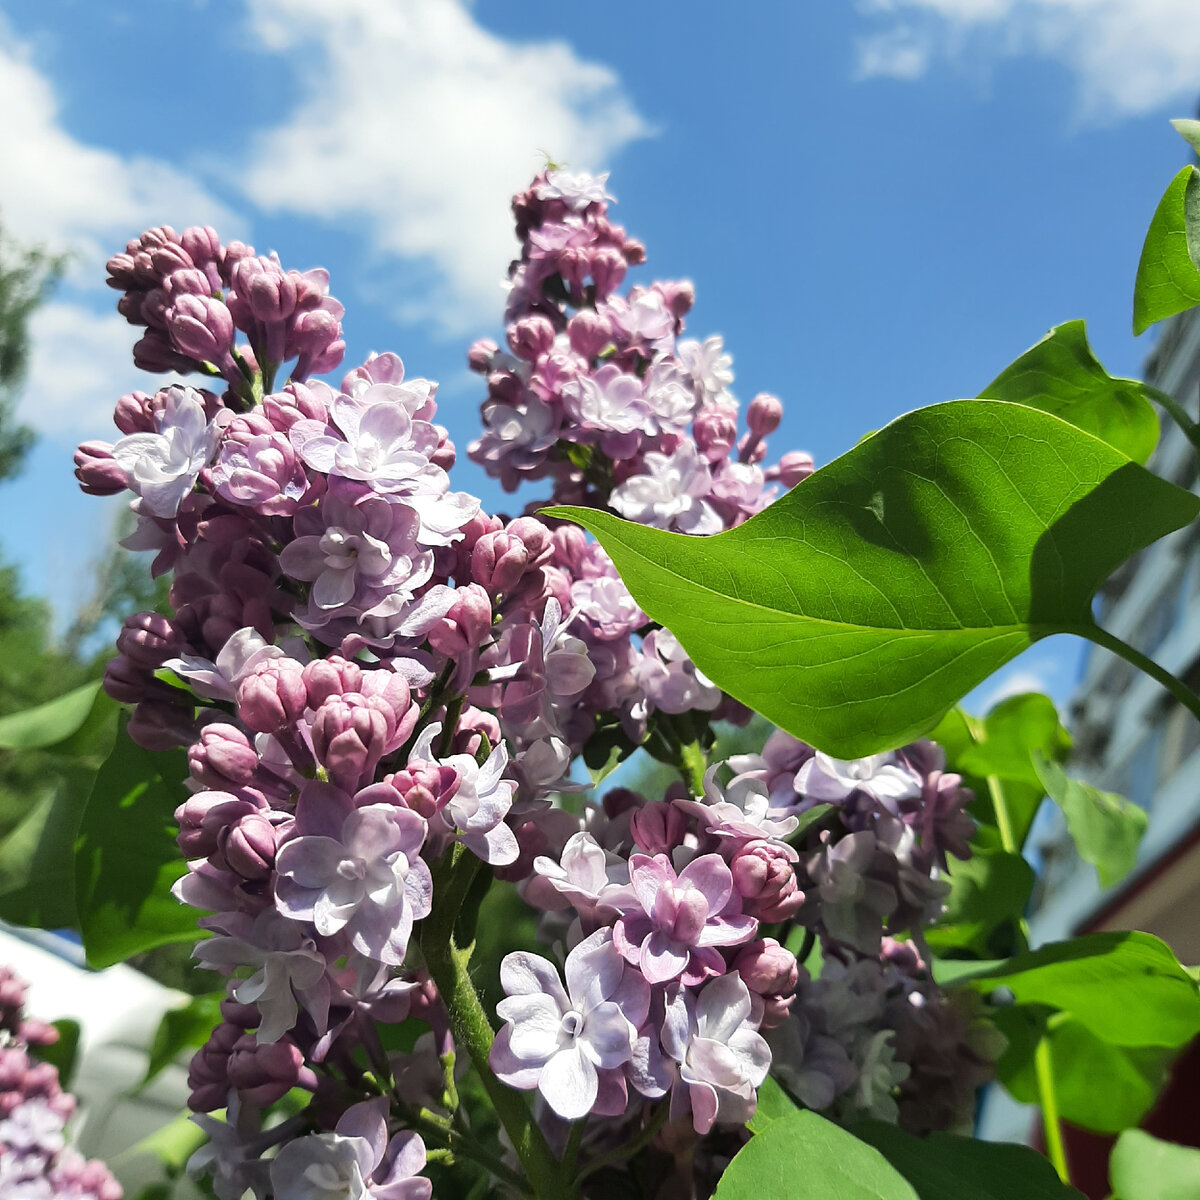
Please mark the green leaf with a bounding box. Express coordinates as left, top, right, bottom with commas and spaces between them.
924, 847, 1034, 958
1033, 752, 1147, 888
143, 993, 223, 1087
715, 1110, 918, 1200
582, 717, 638, 785
0, 682, 104, 750
124, 1110, 208, 1175
547, 402, 1200, 757
746, 1074, 799, 1134
978, 320, 1160, 464
851, 1121, 1085, 1199
960, 694, 1071, 792
74, 722, 199, 968
1000, 1014, 1172, 1133
1133, 165, 1200, 335
1111, 1129, 1200, 1200
948, 931, 1200, 1048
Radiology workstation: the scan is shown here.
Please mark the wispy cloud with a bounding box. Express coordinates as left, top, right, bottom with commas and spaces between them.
237, 0, 653, 334
855, 0, 1200, 120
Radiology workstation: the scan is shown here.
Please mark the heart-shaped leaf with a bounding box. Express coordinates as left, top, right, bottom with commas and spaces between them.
979, 320, 1159, 463
548, 401, 1199, 757
1134, 165, 1200, 335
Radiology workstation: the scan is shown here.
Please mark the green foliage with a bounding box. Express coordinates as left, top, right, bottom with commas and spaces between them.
0, 681, 107, 750
924, 847, 1034, 958
978, 320, 1159, 464
35, 1018, 81, 1090
745, 1073, 799, 1134
1033, 752, 1147, 887
1110, 1130, 1200, 1200
74, 723, 199, 968
143, 993, 224, 1087
549, 402, 1200, 757
714, 1110, 918, 1199
1133, 165, 1200, 335
851, 1122, 1086, 1199
944, 931, 1200, 1049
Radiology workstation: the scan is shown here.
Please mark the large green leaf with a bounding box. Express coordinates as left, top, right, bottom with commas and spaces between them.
924, 847, 1033, 958
1172, 118, 1200, 157
978, 321, 1159, 464
1033, 752, 1147, 888
746, 1073, 799, 1134
1133, 165, 1200, 335
944, 931, 1200, 1049
851, 1121, 1085, 1200
74, 723, 198, 968
714, 1110, 918, 1200
0, 682, 108, 751
1111, 1130, 1200, 1200
548, 402, 1200, 757
1000, 1014, 1172, 1133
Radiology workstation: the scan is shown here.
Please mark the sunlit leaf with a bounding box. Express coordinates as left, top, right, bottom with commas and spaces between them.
1133, 165, 1200, 335
1111, 1129, 1200, 1200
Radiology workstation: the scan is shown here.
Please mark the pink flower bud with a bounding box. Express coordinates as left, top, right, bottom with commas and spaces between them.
302, 655, 363, 708
220, 812, 277, 880
567, 309, 612, 358
116, 611, 181, 669
507, 315, 556, 362
189, 723, 261, 790
656, 280, 695, 322
390, 762, 460, 819
768, 450, 814, 489
467, 338, 499, 373
630, 801, 688, 856
227, 1035, 315, 1106
168, 294, 236, 365
73, 441, 127, 495
310, 695, 390, 791
590, 246, 627, 297
472, 531, 530, 595
237, 658, 308, 734
506, 516, 554, 567
176, 789, 265, 858
730, 840, 805, 921
693, 406, 739, 462
427, 584, 493, 658
747, 393, 783, 438
113, 390, 159, 433
733, 938, 799, 1001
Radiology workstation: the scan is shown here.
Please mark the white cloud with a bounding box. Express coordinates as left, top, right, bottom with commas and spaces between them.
0, 20, 235, 265
855, 0, 1200, 120
18, 303, 147, 437
238, 0, 653, 333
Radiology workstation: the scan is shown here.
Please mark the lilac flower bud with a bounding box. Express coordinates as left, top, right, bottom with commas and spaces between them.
189, 723, 261, 790
102, 654, 154, 703
176, 789, 266, 858
220, 996, 261, 1028
113, 390, 158, 433
730, 840, 805, 921
471, 531, 529, 595
590, 246, 627, 296
167, 293, 236, 370
657, 279, 695, 321
289, 308, 345, 379
310, 695, 390, 791
133, 328, 195, 374
73, 441, 127, 495
467, 338, 499, 373
768, 450, 814, 488
390, 762, 460, 819
733, 937, 798, 1028
181, 224, 222, 276
302, 655, 363, 708
164, 266, 212, 298
236, 659, 308, 734
245, 264, 299, 325
630, 800, 687, 856
450, 705, 501, 759
127, 699, 198, 750
747, 393, 783, 438
694, 406, 739, 462
220, 812, 277, 880
116, 611, 182, 669
507, 315, 556, 362
427, 584, 492, 658
567, 309, 612, 358
188, 1022, 240, 1112
105, 251, 138, 291
507, 516, 554, 567
227, 1034, 315, 1106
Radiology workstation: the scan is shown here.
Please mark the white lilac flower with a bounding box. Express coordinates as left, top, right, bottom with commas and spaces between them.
630, 628, 721, 721
532, 831, 634, 920
162, 625, 294, 702
535, 169, 614, 211
661, 973, 771, 1134
269, 1099, 430, 1200
676, 764, 800, 845
643, 360, 700, 434
489, 929, 647, 1120
110, 385, 225, 516
677, 335, 734, 404
275, 805, 432, 967
610, 442, 722, 534
0, 1098, 65, 1155
795, 752, 922, 812
561, 364, 649, 440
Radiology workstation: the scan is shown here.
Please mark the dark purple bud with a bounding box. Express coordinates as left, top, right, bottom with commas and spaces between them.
189, 723, 261, 790
220, 997, 261, 1028
103, 654, 154, 704
116, 611, 182, 669
126, 700, 198, 750
630, 801, 688, 856
220, 812, 277, 880
227, 1035, 315, 1106
133, 328, 195, 374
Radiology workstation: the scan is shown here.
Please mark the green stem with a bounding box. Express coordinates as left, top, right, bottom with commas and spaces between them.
575, 1103, 669, 1185
1149, 386, 1200, 458
1035, 1038, 1070, 1184
561, 1120, 586, 1182
419, 846, 564, 1199
1087, 626, 1200, 725
677, 738, 708, 798
410, 1111, 532, 1195
962, 715, 1068, 1183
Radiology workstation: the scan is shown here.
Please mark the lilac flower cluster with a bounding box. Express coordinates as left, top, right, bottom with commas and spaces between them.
73, 173, 994, 1198
0, 967, 122, 1200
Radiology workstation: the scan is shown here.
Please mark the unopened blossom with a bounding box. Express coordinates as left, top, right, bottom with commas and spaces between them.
614, 853, 756, 985
110, 386, 225, 517
661, 973, 771, 1134
275, 803, 431, 966
490, 929, 647, 1120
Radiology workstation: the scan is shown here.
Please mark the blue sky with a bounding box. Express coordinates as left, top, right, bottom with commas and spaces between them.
2, 0, 1199, 711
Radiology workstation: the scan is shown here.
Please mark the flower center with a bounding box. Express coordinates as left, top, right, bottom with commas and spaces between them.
560, 1009, 584, 1039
